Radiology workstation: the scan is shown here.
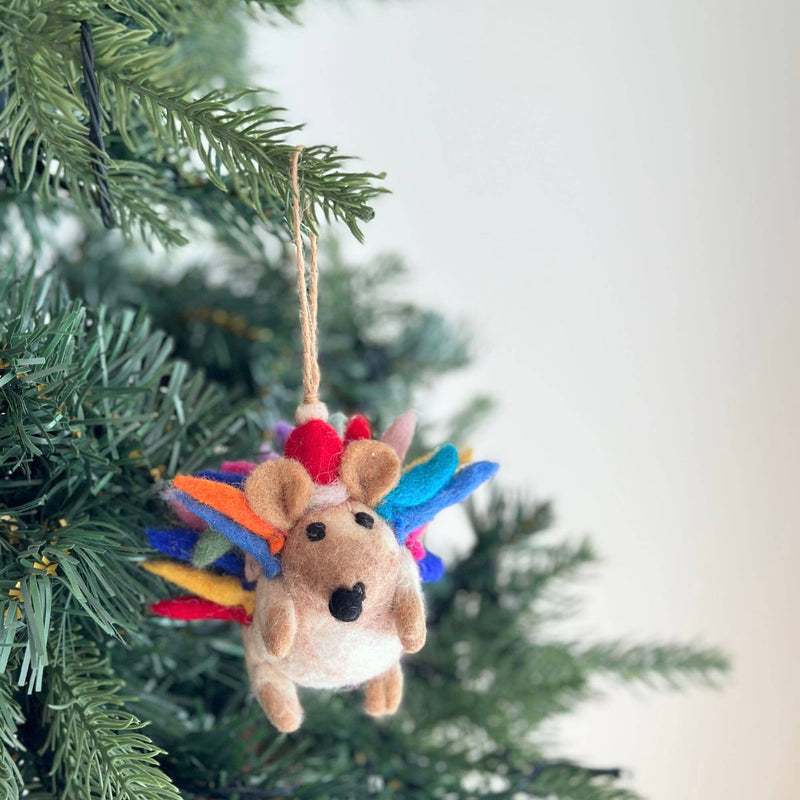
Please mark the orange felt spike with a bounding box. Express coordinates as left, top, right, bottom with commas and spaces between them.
143, 560, 255, 614
173, 475, 283, 553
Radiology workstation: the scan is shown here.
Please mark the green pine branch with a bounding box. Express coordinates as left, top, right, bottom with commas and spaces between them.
0, 666, 23, 800
1, 1, 385, 244
574, 641, 730, 689
37, 631, 180, 800
55, 233, 472, 427
0, 264, 262, 692
412, 486, 728, 776
512, 762, 638, 800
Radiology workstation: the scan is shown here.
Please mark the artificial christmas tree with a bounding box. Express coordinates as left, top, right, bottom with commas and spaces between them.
1, 2, 727, 798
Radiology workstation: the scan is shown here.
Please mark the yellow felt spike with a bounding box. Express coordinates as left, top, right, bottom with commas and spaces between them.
173, 475, 283, 553
404, 449, 436, 471
143, 561, 255, 614
406, 447, 474, 471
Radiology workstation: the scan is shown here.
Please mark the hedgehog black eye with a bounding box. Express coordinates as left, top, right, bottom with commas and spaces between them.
354, 512, 374, 530
306, 522, 326, 541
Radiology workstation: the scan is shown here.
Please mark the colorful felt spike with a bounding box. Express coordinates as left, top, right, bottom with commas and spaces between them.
167, 493, 207, 531
403, 526, 445, 583
196, 470, 246, 487
380, 410, 416, 461
344, 414, 372, 442
172, 475, 283, 553
171, 491, 281, 577
418, 552, 445, 583
405, 526, 427, 561
273, 421, 294, 453
146, 527, 245, 578
146, 526, 196, 562
143, 561, 255, 614
151, 595, 252, 625
379, 444, 459, 522
391, 460, 500, 541
192, 529, 236, 569
220, 460, 258, 476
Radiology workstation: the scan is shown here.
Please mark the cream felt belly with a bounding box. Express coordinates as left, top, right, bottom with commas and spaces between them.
280, 622, 404, 690
273, 585, 404, 689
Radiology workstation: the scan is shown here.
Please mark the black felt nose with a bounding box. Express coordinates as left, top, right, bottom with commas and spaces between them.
328, 582, 366, 622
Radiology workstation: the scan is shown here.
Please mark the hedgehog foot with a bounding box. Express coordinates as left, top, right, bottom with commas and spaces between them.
365, 662, 403, 717
250, 662, 303, 732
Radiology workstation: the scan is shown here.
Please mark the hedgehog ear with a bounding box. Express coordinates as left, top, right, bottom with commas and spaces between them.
244, 459, 313, 531
340, 440, 401, 507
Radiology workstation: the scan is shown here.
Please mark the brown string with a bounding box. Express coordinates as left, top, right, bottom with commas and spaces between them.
290, 147, 321, 405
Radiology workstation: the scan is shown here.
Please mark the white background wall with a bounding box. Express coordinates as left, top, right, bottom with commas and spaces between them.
250, 2, 800, 798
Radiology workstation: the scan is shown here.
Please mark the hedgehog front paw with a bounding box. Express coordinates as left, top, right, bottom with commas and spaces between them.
263, 603, 296, 659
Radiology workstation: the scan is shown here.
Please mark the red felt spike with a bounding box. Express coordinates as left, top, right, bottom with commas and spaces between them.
285, 419, 344, 485
344, 414, 372, 443
150, 596, 252, 625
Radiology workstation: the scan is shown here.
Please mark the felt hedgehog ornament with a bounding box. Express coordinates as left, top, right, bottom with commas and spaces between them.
142, 148, 498, 731
145, 408, 498, 731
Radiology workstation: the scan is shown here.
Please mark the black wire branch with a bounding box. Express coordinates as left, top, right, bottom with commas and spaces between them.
79, 21, 115, 229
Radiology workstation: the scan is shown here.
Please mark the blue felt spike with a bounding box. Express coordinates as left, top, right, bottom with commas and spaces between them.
171, 491, 281, 578
378, 444, 459, 523
418, 551, 445, 583
196, 470, 246, 488
212, 550, 246, 578
146, 527, 198, 562
145, 527, 247, 578
392, 461, 500, 542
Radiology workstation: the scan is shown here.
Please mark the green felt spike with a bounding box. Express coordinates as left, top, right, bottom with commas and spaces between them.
191, 528, 233, 569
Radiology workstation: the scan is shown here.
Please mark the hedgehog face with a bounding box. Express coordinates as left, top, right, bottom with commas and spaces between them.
280, 501, 401, 623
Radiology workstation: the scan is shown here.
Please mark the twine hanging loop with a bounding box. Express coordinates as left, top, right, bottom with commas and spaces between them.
290, 147, 326, 423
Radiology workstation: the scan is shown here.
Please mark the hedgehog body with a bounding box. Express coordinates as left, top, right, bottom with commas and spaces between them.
145, 411, 498, 731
